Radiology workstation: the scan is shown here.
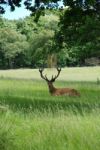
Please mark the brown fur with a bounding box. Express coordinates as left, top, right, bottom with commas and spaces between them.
47, 82, 80, 97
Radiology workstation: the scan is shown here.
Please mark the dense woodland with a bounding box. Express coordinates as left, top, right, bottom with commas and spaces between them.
0, 5, 100, 69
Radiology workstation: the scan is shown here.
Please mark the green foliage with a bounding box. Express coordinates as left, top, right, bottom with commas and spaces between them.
0, 6, 100, 69
55, 6, 100, 66
0, 27, 29, 68
0, 14, 58, 69
29, 30, 55, 67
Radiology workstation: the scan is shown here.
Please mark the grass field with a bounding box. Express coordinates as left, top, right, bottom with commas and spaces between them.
0, 67, 100, 150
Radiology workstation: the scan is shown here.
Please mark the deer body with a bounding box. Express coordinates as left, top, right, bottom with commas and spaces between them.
39, 68, 80, 97
47, 82, 80, 96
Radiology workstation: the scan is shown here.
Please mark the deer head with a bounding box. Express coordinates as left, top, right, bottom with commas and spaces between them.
39, 68, 61, 94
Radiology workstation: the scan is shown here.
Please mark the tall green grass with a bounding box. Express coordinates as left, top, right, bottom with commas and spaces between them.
0, 67, 100, 150
0, 109, 100, 150
0, 79, 100, 111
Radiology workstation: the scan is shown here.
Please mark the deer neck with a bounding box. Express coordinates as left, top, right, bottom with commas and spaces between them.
47, 82, 56, 94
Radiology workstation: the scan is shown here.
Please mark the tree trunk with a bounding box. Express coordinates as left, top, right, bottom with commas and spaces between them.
47, 54, 57, 68
8, 58, 13, 69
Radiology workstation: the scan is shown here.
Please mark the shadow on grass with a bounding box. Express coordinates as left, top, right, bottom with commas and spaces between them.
0, 95, 100, 114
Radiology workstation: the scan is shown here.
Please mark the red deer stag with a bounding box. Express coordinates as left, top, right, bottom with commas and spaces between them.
39, 68, 80, 96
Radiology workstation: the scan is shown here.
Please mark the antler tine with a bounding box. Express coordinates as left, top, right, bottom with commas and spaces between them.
51, 75, 54, 81
50, 67, 61, 82
55, 67, 61, 79
57, 67, 61, 72
39, 68, 49, 81
45, 74, 49, 81
39, 68, 44, 73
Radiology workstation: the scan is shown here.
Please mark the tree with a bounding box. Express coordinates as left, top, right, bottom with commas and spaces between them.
0, 27, 29, 68
29, 30, 55, 67
55, 0, 100, 66
0, 13, 59, 69
0, 0, 99, 22
0, 1, 100, 68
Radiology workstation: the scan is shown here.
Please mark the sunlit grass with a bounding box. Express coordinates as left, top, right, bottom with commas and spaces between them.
0, 79, 100, 111
0, 67, 100, 150
0, 66, 100, 81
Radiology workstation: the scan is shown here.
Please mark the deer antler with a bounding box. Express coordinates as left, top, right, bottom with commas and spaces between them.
39, 68, 49, 81
39, 68, 61, 82
50, 67, 61, 82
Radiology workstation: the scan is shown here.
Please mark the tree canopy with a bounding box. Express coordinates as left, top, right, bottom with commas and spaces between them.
0, 0, 100, 68
0, 0, 100, 16
0, 13, 59, 69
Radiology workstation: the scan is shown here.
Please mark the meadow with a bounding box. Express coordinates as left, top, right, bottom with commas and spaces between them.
0, 67, 100, 150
